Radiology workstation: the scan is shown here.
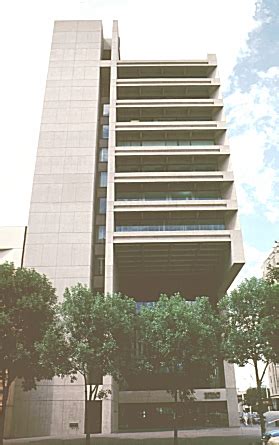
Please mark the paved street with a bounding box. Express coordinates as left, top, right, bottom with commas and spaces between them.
5, 426, 261, 444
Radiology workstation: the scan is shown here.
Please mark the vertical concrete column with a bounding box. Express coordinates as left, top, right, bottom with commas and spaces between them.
224, 361, 240, 427
102, 21, 120, 434
19, 20, 103, 437
101, 375, 119, 433
104, 20, 119, 296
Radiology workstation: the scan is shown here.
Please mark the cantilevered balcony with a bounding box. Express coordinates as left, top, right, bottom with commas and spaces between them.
114, 170, 233, 184
115, 154, 229, 173
113, 232, 243, 299
116, 121, 226, 132
113, 209, 235, 243
117, 81, 220, 100
115, 144, 230, 157
117, 60, 217, 79
116, 102, 223, 123
116, 129, 227, 147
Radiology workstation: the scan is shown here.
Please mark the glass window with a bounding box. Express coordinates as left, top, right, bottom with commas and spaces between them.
96, 257, 105, 275
130, 141, 141, 146
99, 197, 107, 214
147, 141, 163, 146
191, 140, 214, 146
142, 141, 153, 146
178, 140, 190, 146
98, 226, 106, 240
103, 104, 110, 116
143, 165, 163, 172
99, 148, 108, 162
102, 125, 109, 139
165, 140, 178, 146
117, 141, 129, 146
100, 172, 107, 187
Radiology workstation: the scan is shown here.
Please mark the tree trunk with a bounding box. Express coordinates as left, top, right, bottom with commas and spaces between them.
253, 360, 266, 436
0, 370, 10, 445
84, 376, 90, 445
173, 388, 178, 445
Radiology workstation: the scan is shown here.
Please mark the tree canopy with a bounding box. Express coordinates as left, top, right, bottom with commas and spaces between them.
137, 294, 221, 444
39, 284, 136, 440
219, 277, 279, 368
244, 387, 271, 412
219, 277, 279, 434
138, 294, 221, 383
265, 265, 279, 285
0, 262, 57, 388
0, 262, 58, 444
59, 284, 136, 382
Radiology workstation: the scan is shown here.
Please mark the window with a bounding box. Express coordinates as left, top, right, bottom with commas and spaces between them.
102, 125, 109, 139
191, 140, 214, 146
103, 104, 110, 116
99, 197, 107, 214
100, 172, 107, 187
178, 140, 190, 146
98, 226, 106, 240
165, 140, 178, 146
96, 257, 105, 275
99, 148, 108, 162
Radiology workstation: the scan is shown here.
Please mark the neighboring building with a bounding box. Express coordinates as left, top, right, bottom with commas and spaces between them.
263, 241, 279, 279
263, 241, 279, 410
268, 363, 279, 410
7, 20, 245, 437
0, 227, 26, 267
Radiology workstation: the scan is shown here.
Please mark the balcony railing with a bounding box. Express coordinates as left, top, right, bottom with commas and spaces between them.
116, 164, 217, 173
116, 192, 221, 201
117, 140, 215, 147
115, 224, 225, 232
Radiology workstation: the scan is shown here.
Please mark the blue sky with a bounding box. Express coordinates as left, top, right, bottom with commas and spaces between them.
223, 0, 279, 282
0, 0, 278, 389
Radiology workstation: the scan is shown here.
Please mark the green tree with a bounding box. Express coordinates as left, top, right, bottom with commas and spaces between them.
244, 387, 271, 413
219, 277, 279, 435
138, 294, 221, 445
0, 262, 57, 445
40, 284, 136, 444
265, 265, 279, 285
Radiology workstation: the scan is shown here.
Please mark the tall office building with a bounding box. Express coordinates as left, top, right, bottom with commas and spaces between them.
6, 20, 245, 437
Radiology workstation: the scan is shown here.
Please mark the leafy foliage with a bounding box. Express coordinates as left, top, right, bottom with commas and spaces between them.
244, 387, 270, 411
38, 284, 137, 438
0, 262, 58, 445
219, 277, 279, 434
0, 262, 57, 389
138, 294, 221, 389
265, 265, 279, 285
219, 277, 279, 367
54, 284, 136, 383
137, 294, 221, 444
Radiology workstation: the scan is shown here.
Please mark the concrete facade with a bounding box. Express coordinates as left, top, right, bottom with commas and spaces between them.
7, 20, 245, 437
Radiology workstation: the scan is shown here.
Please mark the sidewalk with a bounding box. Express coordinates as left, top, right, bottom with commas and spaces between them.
5, 426, 261, 444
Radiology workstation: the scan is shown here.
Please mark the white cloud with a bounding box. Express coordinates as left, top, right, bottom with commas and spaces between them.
225, 78, 279, 222
258, 66, 279, 79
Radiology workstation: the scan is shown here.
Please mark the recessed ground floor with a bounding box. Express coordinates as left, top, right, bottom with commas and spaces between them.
119, 401, 229, 431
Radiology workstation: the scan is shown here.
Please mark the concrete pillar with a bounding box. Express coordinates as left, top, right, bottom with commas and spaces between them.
224, 361, 240, 427
101, 375, 119, 433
